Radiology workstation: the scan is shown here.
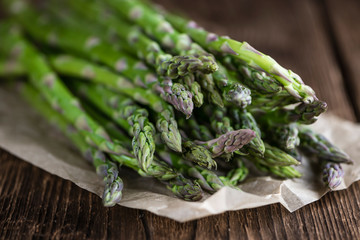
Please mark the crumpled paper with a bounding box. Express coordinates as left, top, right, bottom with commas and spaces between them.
0, 87, 359, 222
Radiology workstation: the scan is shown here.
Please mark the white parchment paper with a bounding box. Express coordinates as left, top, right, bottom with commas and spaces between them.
0, 87, 359, 222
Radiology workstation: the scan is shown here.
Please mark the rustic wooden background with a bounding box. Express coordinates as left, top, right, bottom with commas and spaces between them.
1, 0, 360, 239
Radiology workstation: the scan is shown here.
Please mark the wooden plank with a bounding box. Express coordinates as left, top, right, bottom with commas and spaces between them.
1, 149, 359, 239
0, 150, 147, 240
324, 0, 360, 119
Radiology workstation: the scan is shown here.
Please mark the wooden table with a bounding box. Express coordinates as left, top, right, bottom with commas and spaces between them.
1, 0, 360, 238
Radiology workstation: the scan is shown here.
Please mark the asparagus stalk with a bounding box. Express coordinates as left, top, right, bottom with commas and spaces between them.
222, 56, 283, 94
63, 0, 217, 77
0, 23, 128, 156
254, 162, 302, 179
80, 96, 204, 201
195, 129, 256, 158
263, 123, 300, 150
52, 0, 206, 108
11, 4, 194, 116
182, 141, 217, 169
178, 117, 214, 141
106, 0, 238, 108
230, 109, 265, 156
195, 72, 224, 107
254, 100, 328, 125
322, 161, 344, 190
49, 54, 182, 152
158, 149, 225, 192
212, 64, 252, 108
219, 158, 249, 186
70, 82, 156, 170
298, 127, 352, 164
163, 9, 319, 104
249, 143, 301, 167
21, 83, 123, 207
206, 107, 234, 136
250, 91, 299, 112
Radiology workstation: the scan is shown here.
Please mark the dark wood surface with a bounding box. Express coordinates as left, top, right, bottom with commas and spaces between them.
1, 0, 360, 239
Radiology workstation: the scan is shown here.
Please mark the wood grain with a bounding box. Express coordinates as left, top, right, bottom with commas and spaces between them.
1, 0, 360, 239
324, 0, 360, 120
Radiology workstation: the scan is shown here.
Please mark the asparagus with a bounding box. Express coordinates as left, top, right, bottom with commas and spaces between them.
230, 109, 265, 156
322, 161, 344, 190
298, 127, 352, 164
21, 83, 123, 207
49, 54, 182, 152
70, 82, 156, 170
164, 10, 319, 104
207, 107, 234, 136
158, 149, 225, 192
55, 0, 206, 108
249, 143, 301, 167
182, 141, 217, 169
255, 100, 328, 125
263, 123, 300, 150
106, 0, 234, 108
81, 98, 203, 201
195, 129, 256, 158
63, 0, 217, 77
222, 56, 283, 94
196, 72, 224, 107
110, 154, 203, 201
212, 64, 252, 108
250, 91, 299, 112
160, 79, 194, 117
11, 4, 194, 116
178, 117, 214, 141
219, 158, 249, 186
254, 162, 302, 179
0, 23, 128, 156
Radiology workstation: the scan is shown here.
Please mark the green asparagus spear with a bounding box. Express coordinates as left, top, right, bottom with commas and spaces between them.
80, 97, 203, 201
158, 149, 225, 192
212, 64, 252, 108
11, 4, 195, 116
195, 129, 256, 158
263, 123, 300, 150
219, 158, 249, 186
298, 127, 352, 164
249, 143, 301, 167
70, 82, 156, 170
50, 0, 205, 108
206, 107, 234, 136
0, 22, 127, 155
254, 162, 302, 179
48, 54, 182, 152
182, 141, 217, 169
250, 91, 299, 112
254, 100, 328, 125
21, 83, 123, 207
163, 9, 319, 104
222, 56, 283, 94
230, 109, 265, 156
178, 117, 214, 141
105, 0, 230, 108
63, 0, 217, 77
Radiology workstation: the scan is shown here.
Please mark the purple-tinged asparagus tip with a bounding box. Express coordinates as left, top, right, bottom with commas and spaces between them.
322, 162, 344, 190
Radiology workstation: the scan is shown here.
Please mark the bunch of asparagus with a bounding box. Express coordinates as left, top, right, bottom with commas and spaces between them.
0, 0, 352, 207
